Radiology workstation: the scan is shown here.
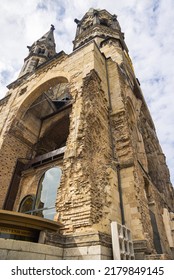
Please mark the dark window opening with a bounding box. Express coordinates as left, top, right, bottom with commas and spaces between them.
100, 19, 109, 27
35, 110, 70, 156
38, 48, 45, 54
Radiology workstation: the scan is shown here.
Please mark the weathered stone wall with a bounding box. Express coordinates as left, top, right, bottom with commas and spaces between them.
56, 69, 120, 234
0, 133, 31, 208
101, 42, 174, 258
139, 103, 174, 205
0, 239, 63, 260
104, 59, 146, 244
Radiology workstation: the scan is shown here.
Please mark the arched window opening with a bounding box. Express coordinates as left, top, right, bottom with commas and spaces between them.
21, 79, 71, 158
19, 195, 35, 214
35, 167, 62, 220
35, 112, 70, 156
18, 167, 62, 221
25, 81, 70, 120
100, 18, 109, 27
38, 48, 45, 54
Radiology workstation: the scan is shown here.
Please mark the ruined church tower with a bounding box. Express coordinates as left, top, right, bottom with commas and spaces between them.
0, 8, 173, 260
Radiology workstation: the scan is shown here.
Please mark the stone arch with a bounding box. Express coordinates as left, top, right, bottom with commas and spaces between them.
10, 75, 72, 150
126, 97, 148, 170
17, 75, 69, 120
2, 75, 72, 210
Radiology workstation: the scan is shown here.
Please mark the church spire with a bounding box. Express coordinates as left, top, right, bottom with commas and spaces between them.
19, 25, 56, 77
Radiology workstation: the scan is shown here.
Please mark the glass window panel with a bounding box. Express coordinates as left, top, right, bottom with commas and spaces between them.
35, 167, 62, 220
19, 195, 34, 214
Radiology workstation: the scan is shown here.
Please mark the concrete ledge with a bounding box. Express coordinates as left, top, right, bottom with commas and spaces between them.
0, 210, 63, 231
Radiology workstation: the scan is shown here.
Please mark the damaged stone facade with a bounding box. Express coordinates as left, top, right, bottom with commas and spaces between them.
0, 8, 174, 260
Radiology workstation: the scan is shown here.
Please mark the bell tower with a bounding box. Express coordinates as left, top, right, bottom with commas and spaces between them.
73, 8, 128, 52
19, 25, 56, 77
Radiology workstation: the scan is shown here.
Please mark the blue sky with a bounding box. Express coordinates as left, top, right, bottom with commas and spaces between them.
0, 0, 173, 184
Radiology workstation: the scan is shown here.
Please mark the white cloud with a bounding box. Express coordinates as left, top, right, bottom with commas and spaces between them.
0, 0, 173, 185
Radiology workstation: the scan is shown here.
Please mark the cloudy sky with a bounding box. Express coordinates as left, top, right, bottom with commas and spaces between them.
0, 0, 173, 184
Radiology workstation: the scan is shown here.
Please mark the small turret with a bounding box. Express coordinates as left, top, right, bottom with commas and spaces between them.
19, 25, 56, 77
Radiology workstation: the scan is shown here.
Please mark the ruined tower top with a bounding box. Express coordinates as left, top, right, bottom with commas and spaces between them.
31, 24, 56, 52
18, 25, 56, 77
73, 8, 128, 52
